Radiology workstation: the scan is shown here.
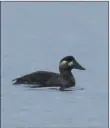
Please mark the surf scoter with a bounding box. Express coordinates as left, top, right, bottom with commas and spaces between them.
12, 56, 85, 91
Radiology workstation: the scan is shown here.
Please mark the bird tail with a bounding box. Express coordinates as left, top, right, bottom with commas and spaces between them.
12, 76, 39, 85
12, 76, 31, 85
12, 77, 23, 85
12, 77, 46, 88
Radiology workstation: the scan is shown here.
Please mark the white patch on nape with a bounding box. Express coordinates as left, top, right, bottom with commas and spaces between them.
68, 61, 74, 66
60, 60, 68, 65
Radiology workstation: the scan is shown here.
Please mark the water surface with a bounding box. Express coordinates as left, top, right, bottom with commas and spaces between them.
1, 2, 108, 128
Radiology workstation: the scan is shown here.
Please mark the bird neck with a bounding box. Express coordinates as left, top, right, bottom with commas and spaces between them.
59, 68, 72, 77
59, 68, 76, 86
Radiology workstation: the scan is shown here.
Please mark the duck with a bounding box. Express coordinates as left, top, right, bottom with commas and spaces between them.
12, 56, 85, 91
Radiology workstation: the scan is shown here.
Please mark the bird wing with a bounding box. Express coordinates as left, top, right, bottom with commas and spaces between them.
12, 71, 59, 86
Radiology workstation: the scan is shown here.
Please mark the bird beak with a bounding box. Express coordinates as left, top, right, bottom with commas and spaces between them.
74, 60, 86, 70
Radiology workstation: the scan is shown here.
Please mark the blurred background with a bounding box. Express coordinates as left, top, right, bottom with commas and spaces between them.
1, 2, 108, 128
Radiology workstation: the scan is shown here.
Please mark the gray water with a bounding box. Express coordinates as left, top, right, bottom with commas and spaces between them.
1, 2, 108, 128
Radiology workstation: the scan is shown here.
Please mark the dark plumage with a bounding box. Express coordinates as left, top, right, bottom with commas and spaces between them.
12, 56, 85, 91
